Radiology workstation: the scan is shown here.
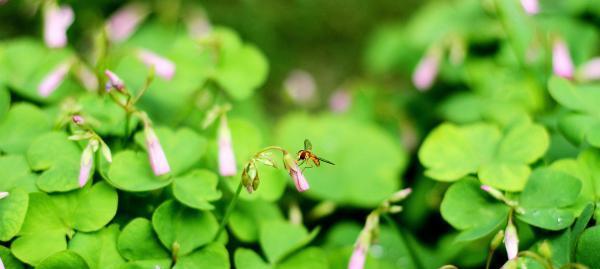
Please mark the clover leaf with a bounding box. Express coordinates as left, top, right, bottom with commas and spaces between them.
68, 225, 126, 269
27, 132, 82, 192
0, 103, 51, 154
117, 218, 171, 268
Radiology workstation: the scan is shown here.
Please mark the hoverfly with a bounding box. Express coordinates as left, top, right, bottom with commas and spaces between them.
297, 139, 335, 171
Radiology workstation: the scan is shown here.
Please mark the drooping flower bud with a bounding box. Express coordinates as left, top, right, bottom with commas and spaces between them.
553, 38, 575, 79
79, 139, 98, 187
520, 0, 539, 15
491, 229, 505, 250
106, 3, 148, 43
186, 10, 212, 39
38, 62, 71, 97
100, 141, 113, 163
284, 70, 316, 105
76, 64, 99, 91
0, 192, 8, 200
44, 4, 74, 48
137, 49, 176, 80
283, 153, 310, 192
578, 57, 600, 82
72, 115, 85, 125
329, 89, 352, 113
348, 244, 367, 269
241, 162, 259, 193
504, 218, 519, 260
104, 70, 125, 92
389, 188, 412, 202
412, 49, 441, 91
0, 255, 4, 269
218, 115, 237, 177
145, 125, 171, 176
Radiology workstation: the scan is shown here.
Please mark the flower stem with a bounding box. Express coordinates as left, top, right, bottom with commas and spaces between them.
214, 181, 243, 241
382, 213, 424, 269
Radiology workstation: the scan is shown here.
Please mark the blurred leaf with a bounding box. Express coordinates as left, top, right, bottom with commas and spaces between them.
0, 86, 9, 121
0, 245, 24, 269
78, 94, 137, 137
0, 103, 51, 154
259, 219, 319, 263
117, 218, 171, 267
228, 199, 284, 243
68, 225, 125, 269
234, 248, 270, 269
173, 243, 229, 269
152, 200, 218, 257
576, 226, 600, 268
172, 169, 222, 210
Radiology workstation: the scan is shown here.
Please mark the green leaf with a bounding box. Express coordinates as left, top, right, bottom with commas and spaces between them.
69, 225, 126, 269
172, 169, 222, 210
55, 181, 119, 232
275, 113, 407, 207
228, 199, 284, 242
0, 155, 38, 193
134, 127, 207, 175
78, 94, 137, 137
440, 178, 509, 232
0, 86, 9, 121
259, 220, 319, 263
107, 150, 173, 192
0, 245, 24, 269
495, 121, 549, 164
27, 131, 82, 192
36, 251, 90, 269
0, 103, 51, 154
419, 123, 500, 181
478, 163, 530, 192
173, 243, 230, 269
152, 200, 218, 257
570, 203, 594, 261
234, 248, 270, 269
548, 76, 600, 116
576, 226, 600, 269
277, 247, 328, 269
118, 218, 170, 262
0, 188, 29, 241
12, 233, 67, 266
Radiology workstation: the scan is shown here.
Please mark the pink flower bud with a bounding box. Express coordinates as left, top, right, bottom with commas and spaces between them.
187, 12, 212, 39
44, 4, 74, 48
553, 39, 575, 79
79, 140, 96, 187
104, 69, 125, 92
504, 219, 519, 260
390, 188, 412, 202
329, 89, 352, 113
348, 244, 367, 269
38, 62, 70, 97
578, 57, 600, 82
481, 184, 506, 201
218, 116, 237, 176
412, 50, 441, 91
283, 154, 309, 192
76, 65, 99, 91
0, 256, 4, 269
72, 115, 84, 125
520, 0, 539, 15
137, 49, 176, 80
106, 3, 148, 43
145, 126, 170, 176
284, 70, 316, 105
0, 192, 8, 200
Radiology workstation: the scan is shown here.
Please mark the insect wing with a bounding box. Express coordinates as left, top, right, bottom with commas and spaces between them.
304, 139, 313, 150
317, 156, 335, 165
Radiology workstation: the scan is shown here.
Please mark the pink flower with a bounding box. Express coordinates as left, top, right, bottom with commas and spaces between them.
0, 255, 4, 269
186, 12, 212, 39
412, 50, 441, 91
78, 140, 96, 187
283, 154, 309, 192
504, 219, 519, 260
520, 0, 539, 15
218, 116, 237, 176
44, 4, 74, 48
329, 89, 352, 113
38, 62, 71, 97
137, 49, 176, 80
106, 3, 148, 43
348, 244, 366, 269
145, 126, 170, 176
104, 69, 125, 92
553, 39, 575, 79
72, 115, 85, 125
284, 70, 316, 105
0, 192, 8, 200
578, 57, 600, 82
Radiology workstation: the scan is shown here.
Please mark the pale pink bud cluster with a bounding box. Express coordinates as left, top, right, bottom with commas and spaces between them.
504, 219, 519, 260
329, 89, 352, 113
283, 154, 310, 192
412, 50, 441, 91
520, 0, 539, 15
145, 126, 171, 176
38, 62, 71, 97
137, 49, 176, 80
284, 70, 316, 105
578, 57, 600, 82
106, 3, 148, 43
44, 4, 74, 48
218, 116, 237, 176
104, 70, 125, 92
348, 244, 367, 269
553, 39, 575, 79
0, 192, 8, 200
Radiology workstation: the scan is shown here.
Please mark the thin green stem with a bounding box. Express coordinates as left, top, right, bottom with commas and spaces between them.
485, 248, 494, 269
214, 181, 243, 241
382, 213, 424, 269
